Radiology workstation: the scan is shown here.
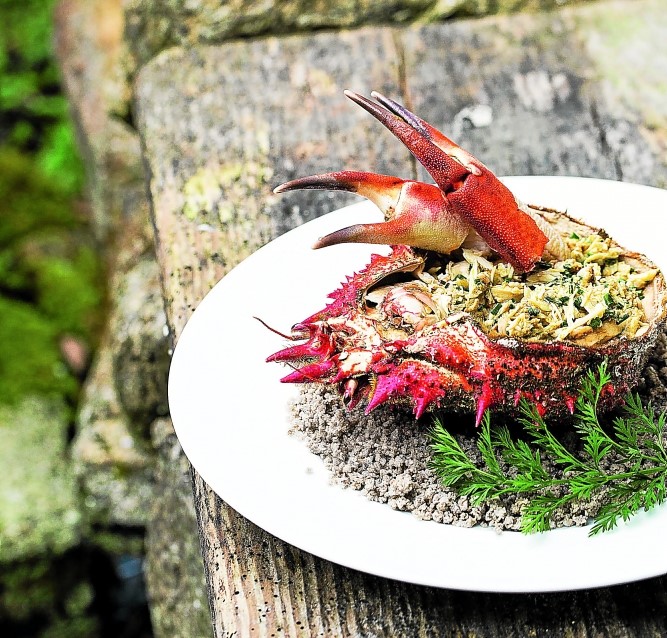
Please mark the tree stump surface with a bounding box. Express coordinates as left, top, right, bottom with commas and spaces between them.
135, 2, 667, 636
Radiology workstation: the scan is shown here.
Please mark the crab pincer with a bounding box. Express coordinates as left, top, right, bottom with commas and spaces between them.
274, 171, 470, 254
274, 91, 548, 272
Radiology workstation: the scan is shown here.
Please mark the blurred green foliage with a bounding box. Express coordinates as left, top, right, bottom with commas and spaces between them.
0, 0, 103, 406
1, 0, 84, 193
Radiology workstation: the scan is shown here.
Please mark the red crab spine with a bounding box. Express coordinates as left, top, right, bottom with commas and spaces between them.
267, 248, 628, 424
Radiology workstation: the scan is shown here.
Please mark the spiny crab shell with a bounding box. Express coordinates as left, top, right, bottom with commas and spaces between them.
267, 91, 667, 424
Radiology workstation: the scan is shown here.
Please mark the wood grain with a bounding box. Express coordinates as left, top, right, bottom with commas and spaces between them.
136, 5, 667, 636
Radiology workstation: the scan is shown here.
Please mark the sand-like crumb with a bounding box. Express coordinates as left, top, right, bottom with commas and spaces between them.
289, 332, 667, 532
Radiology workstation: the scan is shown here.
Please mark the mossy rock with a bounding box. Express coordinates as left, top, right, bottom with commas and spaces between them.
0, 397, 82, 563
0, 396, 97, 632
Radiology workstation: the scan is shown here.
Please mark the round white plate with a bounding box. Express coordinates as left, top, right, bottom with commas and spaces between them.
169, 177, 667, 592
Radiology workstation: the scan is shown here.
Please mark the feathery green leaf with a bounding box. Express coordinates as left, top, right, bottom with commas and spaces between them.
429, 363, 667, 535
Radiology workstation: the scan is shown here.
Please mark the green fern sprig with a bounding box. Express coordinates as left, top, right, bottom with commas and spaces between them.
430, 362, 667, 535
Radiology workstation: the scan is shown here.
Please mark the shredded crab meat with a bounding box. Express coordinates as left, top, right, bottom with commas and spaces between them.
373, 232, 657, 345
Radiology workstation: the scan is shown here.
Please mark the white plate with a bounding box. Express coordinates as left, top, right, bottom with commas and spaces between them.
169, 177, 667, 592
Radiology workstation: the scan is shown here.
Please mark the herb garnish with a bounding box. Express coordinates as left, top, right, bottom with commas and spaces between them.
430, 363, 667, 535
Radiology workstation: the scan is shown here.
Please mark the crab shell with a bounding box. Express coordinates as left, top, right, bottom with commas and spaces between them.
268, 208, 667, 424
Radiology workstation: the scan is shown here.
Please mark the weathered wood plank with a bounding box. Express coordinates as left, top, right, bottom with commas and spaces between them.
137, 28, 407, 337
136, 3, 667, 636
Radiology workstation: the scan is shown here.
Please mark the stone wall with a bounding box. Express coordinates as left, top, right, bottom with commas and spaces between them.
124, 0, 596, 69
51, 1, 603, 637
0, 399, 95, 635
53, 1, 211, 635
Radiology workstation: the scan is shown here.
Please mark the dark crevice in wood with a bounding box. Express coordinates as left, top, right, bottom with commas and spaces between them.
589, 97, 623, 181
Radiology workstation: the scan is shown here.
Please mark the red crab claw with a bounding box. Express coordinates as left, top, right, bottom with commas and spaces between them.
343, 91, 548, 272
274, 171, 470, 253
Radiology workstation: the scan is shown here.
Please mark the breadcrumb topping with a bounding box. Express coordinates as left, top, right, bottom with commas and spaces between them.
370, 232, 657, 346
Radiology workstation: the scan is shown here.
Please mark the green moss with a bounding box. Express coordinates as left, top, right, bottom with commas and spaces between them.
0, 3, 102, 634
0, 0, 85, 196
2, 560, 54, 620
0, 0, 105, 407
0, 297, 78, 403
0, 151, 103, 405
0, 552, 98, 636
0, 149, 76, 244
40, 615, 99, 638
88, 529, 146, 556
63, 582, 95, 619
40, 254, 101, 331
0, 0, 56, 65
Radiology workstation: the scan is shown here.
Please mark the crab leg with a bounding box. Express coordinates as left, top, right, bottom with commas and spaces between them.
265, 333, 334, 363
275, 170, 470, 253
343, 91, 547, 272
